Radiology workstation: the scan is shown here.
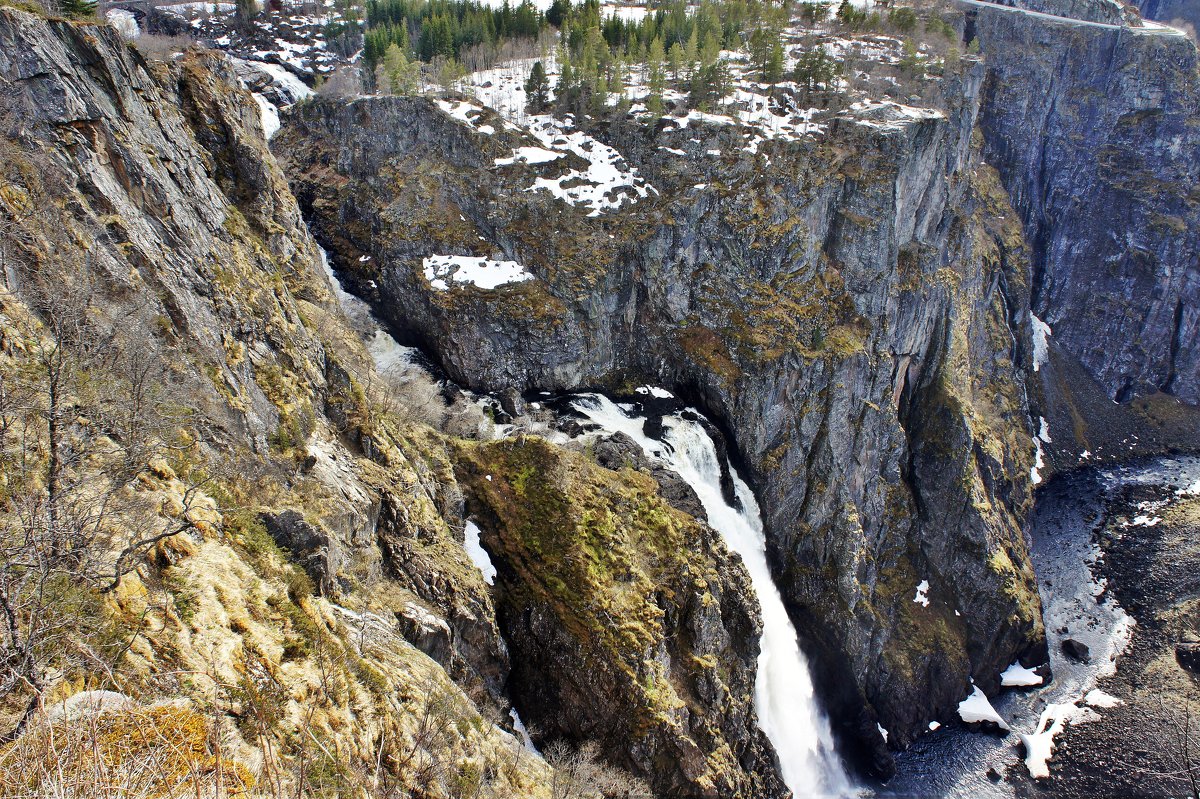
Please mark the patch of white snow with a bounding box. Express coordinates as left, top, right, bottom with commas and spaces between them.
1001, 661, 1044, 687
422, 255, 533, 291
957, 685, 1009, 730
1084, 689, 1123, 708
1031, 313, 1052, 372
463, 520, 497, 585
913, 579, 930, 607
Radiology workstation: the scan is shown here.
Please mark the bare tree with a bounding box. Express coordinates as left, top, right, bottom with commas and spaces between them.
543, 740, 653, 799
0, 151, 209, 741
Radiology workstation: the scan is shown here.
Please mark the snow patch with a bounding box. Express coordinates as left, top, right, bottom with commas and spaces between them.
509, 708, 539, 752
1032, 437, 1046, 486
422, 255, 533, 291
436, 99, 491, 129
913, 579, 930, 607
494, 146, 565, 166
522, 115, 653, 216
1084, 689, 1122, 708
957, 685, 1009, 730
1038, 416, 1052, 443
635, 385, 674, 399
1031, 313, 1052, 371
876, 723, 888, 742
1001, 661, 1044, 687
1020, 702, 1098, 779
928, 720, 941, 731
463, 520, 497, 585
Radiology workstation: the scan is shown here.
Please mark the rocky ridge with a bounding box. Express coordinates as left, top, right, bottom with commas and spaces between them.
0, 7, 786, 796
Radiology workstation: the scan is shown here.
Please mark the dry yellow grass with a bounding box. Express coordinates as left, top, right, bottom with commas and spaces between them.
0, 704, 255, 799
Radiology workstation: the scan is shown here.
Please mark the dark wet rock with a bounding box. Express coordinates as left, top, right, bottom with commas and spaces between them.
590, 432, 707, 521
261, 510, 342, 596
498, 387, 525, 417
1175, 642, 1200, 672
393, 600, 454, 664
1062, 638, 1091, 663
455, 437, 784, 797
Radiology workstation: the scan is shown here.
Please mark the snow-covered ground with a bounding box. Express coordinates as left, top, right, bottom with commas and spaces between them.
1000, 662, 1043, 687
517, 115, 655, 215
463, 520, 497, 584
105, 8, 139, 38
957, 686, 1009, 729
1031, 312, 1052, 371
158, 0, 349, 74
456, 10, 947, 168
422, 255, 535, 290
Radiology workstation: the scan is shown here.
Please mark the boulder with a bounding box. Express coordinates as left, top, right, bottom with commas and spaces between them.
1062, 638, 1091, 663
1175, 642, 1200, 673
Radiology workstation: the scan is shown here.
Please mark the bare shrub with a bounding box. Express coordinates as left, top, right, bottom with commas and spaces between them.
316, 65, 363, 98
543, 740, 653, 799
0, 703, 254, 797
133, 34, 195, 61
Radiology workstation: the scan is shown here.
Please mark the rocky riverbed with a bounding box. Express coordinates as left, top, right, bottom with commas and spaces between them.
877, 457, 1200, 798
1020, 459, 1200, 798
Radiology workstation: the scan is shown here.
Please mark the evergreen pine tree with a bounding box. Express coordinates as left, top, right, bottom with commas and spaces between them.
748, 27, 773, 79
700, 30, 721, 69
764, 38, 784, 84
61, 0, 97, 17
684, 26, 699, 78
647, 37, 666, 115
667, 41, 684, 83
383, 42, 420, 95
557, 44, 575, 104
525, 60, 550, 112
609, 51, 625, 100
234, 0, 257, 32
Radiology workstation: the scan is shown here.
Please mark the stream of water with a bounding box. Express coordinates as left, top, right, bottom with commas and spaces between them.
570, 394, 855, 798
879, 456, 1200, 797
316, 243, 1197, 797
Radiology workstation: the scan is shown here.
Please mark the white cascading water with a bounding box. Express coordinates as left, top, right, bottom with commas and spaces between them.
572, 394, 854, 798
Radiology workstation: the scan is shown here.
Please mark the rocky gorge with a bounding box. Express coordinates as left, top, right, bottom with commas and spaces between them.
278, 33, 1043, 773
0, 0, 1197, 794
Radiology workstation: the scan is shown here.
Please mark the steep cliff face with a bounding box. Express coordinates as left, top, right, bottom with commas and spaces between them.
1136, 0, 1200, 29
279, 66, 1046, 767
456, 437, 782, 798
967, 2, 1200, 446
0, 10, 793, 794
0, 10, 534, 794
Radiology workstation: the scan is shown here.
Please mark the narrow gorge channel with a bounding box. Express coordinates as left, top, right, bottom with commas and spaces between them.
569, 394, 854, 798
319, 237, 855, 794
320, 229, 1198, 796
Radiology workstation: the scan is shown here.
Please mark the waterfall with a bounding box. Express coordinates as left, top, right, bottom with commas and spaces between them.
314, 241, 852, 793
572, 394, 854, 798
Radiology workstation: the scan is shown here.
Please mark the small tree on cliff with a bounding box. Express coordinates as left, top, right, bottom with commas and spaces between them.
235, 0, 258, 33
646, 37, 666, 116
525, 60, 550, 112
58, 0, 97, 19
381, 43, 420, 95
